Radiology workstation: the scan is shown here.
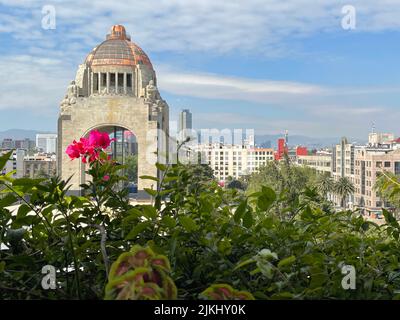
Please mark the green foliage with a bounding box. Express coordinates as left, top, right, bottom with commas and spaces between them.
1, 149, 400, 300
315, 173, 334, 199
375, 171, 400, 217
200, 284, 254, 300
247, 159, 318, 212
124, 154, 138, 183
334, 177, 355, 208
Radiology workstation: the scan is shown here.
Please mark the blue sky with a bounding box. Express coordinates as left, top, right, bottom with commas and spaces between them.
1, 0, 400, 139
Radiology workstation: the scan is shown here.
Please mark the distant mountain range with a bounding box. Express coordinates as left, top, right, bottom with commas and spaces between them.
0, 129, 365, 150
255, 134, 366, 149
0, 129, 56, 141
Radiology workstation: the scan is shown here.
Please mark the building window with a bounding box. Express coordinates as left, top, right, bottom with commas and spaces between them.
395, 162, 400, 175
93, 73, 99, 92
127, 73, 132, 90
384, 161, 391, 168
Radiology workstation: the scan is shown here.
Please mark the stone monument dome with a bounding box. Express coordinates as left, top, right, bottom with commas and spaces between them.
59, 25, 158, 99
85, 25, 154, 69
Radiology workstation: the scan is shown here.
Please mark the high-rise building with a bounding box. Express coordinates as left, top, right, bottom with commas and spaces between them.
36, 134, 57, 154
178, 109, 193, 142
14, 138, 35, 151
1, 138, 13, 149
331, 137, 359, 207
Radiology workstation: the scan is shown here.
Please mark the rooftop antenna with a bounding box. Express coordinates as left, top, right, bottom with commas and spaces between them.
371, 122, 375, 134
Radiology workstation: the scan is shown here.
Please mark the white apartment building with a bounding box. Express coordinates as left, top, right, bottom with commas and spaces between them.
36, 133, 57, 154
1, 150, 56, 179
368, 132, 395, 146
194, 143, 274, 181
297, 152, 332, 174
24, 154, 57, 178
1, 149, 25, 178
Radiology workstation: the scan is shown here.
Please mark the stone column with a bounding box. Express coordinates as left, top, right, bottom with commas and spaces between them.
90, 71, 94, 95
123, 72, 127, 94
106, 72, 110, 94
115, 72, 118, 94
98, 72, 102, 93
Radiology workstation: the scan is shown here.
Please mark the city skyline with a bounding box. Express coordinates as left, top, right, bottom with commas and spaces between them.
1, 1, 400, 138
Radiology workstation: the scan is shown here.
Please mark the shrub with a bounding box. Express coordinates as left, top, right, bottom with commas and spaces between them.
1, 132, 400, 300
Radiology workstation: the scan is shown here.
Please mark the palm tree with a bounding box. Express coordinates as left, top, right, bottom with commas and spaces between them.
315, 173, 334, 199
334, 177, 355, 208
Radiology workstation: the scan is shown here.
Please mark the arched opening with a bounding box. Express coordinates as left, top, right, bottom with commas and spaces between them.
82, 125, 138, 196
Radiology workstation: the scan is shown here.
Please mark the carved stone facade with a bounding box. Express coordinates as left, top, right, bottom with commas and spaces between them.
57, 25, 169, 194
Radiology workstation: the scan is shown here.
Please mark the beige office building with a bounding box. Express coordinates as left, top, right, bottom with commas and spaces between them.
354, 147, 400, 218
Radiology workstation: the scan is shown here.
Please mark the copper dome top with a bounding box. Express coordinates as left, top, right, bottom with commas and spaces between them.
85, 25, 153, 69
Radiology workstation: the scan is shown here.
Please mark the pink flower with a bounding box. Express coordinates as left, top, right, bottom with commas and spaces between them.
103, 175, 110, 181
66, 130, 114, 164
88, 130, 113, 149
66, 138, 89, 160
66, 144, 80, 159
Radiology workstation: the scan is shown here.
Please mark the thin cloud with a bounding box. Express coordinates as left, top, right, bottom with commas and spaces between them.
157, 69, 324, 102
157, 67, 400, 104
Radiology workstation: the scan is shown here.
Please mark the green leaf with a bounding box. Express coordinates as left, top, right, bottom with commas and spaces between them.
243, 210, 254, 228
142, 205, 157, 219
13, 178, 45, 187
161, 216, 176, 228
0, 194, 17, 207
163, 176, 178, 183
16, 204, 31, 221
383, 209, 400, 229
159, 189, 173, 196
155, 163, 167, 171
0, 150, 13, 172
139, 175, 159, 182
122, 208, 143, 226
0, 261, 5, 273
0, 170, 15, 183
257, 186, 276, 211
234, 200, 247, 223
278, 255, 296, 269
125, 221, 151, 240
234, 258, 255, 271
179, 216, 198, 232
144, 188, 158, 196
